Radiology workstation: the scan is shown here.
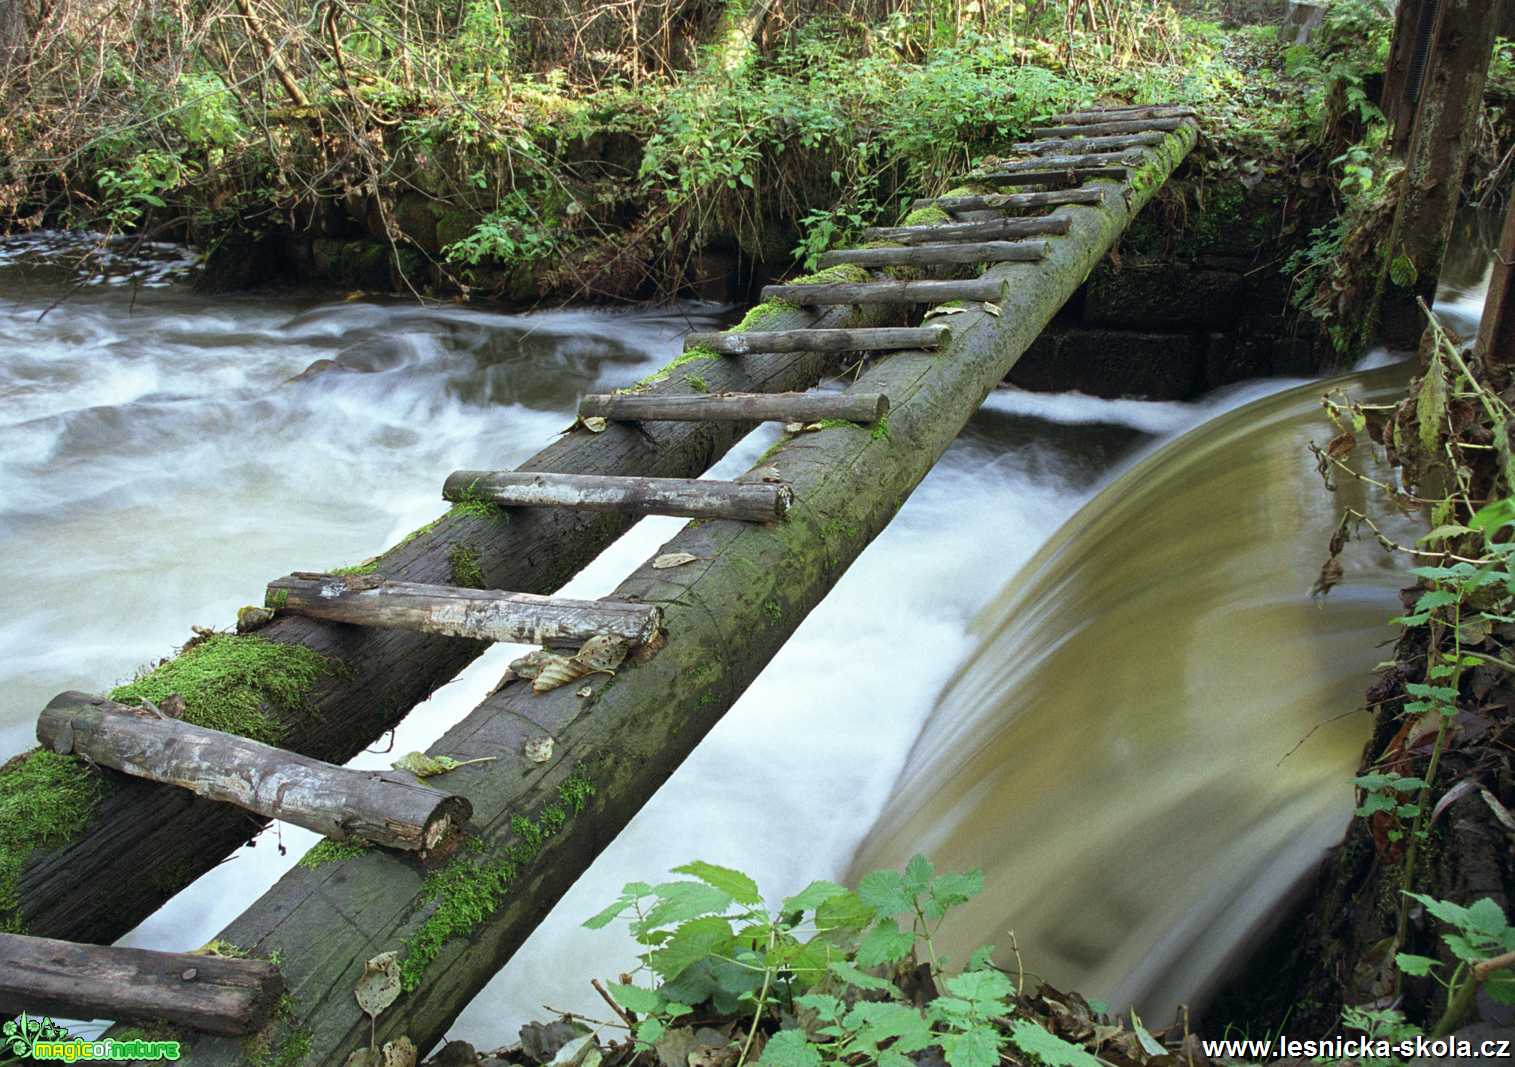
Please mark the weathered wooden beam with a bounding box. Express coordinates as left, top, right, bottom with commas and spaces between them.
579, 391, 889, 424
862, 215, 1071, 244
0, 931, 283, 1035
36, 694, 471, 854
1042, 104, 1197, 123
1011, 131, 1168, 154
761, 277, 1006, 306
3, 288, 907, 945
1476, 189, 1515, 368
973, 150, 1142, 176
1031, 115, 1191, 138
937, 169, 1087, 188
170, 118, 1198, 1067
968, 166, 1129, 186
444, 470, 793, 522
816, 240, 1047, 269
266, 575, 664, 647
1383, 0, 1438, 157
914, 188, 1106, 215
683, 326, 946, 355
1379, 0, 1500, 348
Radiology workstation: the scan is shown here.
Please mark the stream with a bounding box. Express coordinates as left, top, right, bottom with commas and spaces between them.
0, 226, 1492, 1048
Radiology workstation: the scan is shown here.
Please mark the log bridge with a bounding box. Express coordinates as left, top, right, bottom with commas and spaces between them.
0, 103, 1198, 1062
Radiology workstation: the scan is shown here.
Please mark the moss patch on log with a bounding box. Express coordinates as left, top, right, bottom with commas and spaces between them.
110, 634, 333, 745
0, 750, 103, 932
298, 838, 371, 870
448, 544, 485, 589
399, 769, 595, 990
900, 205, 951, 227
731, 302, 789, 332
789, 263, 870, 286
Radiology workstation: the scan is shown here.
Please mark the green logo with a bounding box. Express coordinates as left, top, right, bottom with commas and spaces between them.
1, 1013, 181, 1062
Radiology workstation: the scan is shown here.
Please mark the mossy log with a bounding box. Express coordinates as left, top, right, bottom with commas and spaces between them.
973, 150, 1141, 175
170, 124, 1196, 1067
816, 240, 1047, 269
267, 574, 664, 647
1, 293, 911, 943
580, 391, 889, 424
861, 215, 1071, 245
36, 694, 470, 854
0, 931, 283, 1035
682, 326, 946, 354
760, 277, 1006, 306
1043, 104, 1197, 123
913, 188, 1105, 213
444, 470, 793, 522
1011, 131, 1168, 154
1032, 115, 1192, 138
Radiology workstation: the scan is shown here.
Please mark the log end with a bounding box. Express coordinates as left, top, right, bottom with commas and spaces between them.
36, 692, 105, 754
422, 797, 473, 853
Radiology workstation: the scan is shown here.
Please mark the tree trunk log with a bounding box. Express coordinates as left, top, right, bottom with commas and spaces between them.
975, 149, 1141, 173
760, 277, 1006, 306
444, 471, 793, 522
1478, 190, 1515, 368
36, 694, 470, 854
2, 284, 906, 943
579, 391, 889, 424
912, 188, 1106, 213
0, 932, 283, 1035
1383, 0, 1439, 157
683, 326, 946, 354
816, 240, 1048, 269
862, 215, 1071, 244
167, 120, 1197, 1067
266, 575, 665, 647
1031, 115, 1192, 138
1042, 104, 1196, 123
970, 166, 1129, 186
1011, 131, 1168, 154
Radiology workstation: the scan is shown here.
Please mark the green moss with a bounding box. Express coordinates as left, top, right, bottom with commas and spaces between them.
243, 995, 310, 1067
732, 301, 790, 331
298, 837, 371, 870
686, 374, 709, 393
266, 588, 289, 611
0, 750, 103, 932
629, 346, 721, 392
814, 418, 861, 431
399, 770, 595, 990
900, 205, 950, 227
448, 481, 508, 523
870, 414, 891, 441
110, 634, 333, 745
789, 263, 870, 286
330, 560, 378, 577
764, 599, 782, 623
448, 544, 485, 589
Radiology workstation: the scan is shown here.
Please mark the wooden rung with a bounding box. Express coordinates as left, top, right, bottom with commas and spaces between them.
817, 240, 1047, 269
915, 188, 1105, 214
268, 573, 665, 645
1032, 115, 1192, 139
580, 391, 889, 424
761, 277, 1004, 307
444, 470, 792, 522
1044, 104, 1197, 123
942, 170, 1081, 189
863, 215, 1071, 245
684, 326, 946, 355
0, 931, 284, 1036
975, 150, 1143, 175
1011, 131, 1168, 155
964, 166, 1128, 186
37, 692, 473, 854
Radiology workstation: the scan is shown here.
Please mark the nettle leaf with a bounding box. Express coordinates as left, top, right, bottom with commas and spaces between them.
1008, 1020, 1102, 1067
943, 1024, 1001, 1067
844, 1001, 935, 1053
928, 870, 983, 917
829, 960, 900, 994
966, 945, 996, 970
795, 992, 842, 1022
672, 861, 762, 906
1465, 898, 1511, 939
636, 881, 734, 932
757, 1029, 822, 1067
1394, 953, 1439, 977
944, 968, 1016, 1009
782, 880, 849, 916
857, 919, 916, 967
858, 869, 914, 918
1406, 892, 1470, 930
1487, 975, 1515, 1004
651, 914, 735, 978
608, 982, 662, 1015
815, 889, 874, 933
583, 882, 653, 929
636, 1017, 666, 1045
903, 854, 935, 894
1355, 793, 1397, 817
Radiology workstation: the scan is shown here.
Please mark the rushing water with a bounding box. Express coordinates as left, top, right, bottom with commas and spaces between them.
0, 227, 1489, 1048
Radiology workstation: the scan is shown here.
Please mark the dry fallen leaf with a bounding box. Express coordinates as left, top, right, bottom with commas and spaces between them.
923, 305, 968, 319
524, 736, 555, 763
508, 649, 554, 680
754, 466, 783, 483
381, 1036, 417, 1067
582, 416, 608, 433
354, 951, 402, 1020
982, 301, 1002, 317
574, 634, 630, 672
533, 653, 592, 693
653, 552, 700, 570
392, 752, 497, 778
577, 684, 593, 698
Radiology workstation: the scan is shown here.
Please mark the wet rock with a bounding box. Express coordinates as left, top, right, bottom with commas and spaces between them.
518, 1020, 591, 1064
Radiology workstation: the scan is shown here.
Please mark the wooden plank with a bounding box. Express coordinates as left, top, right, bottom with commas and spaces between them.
266, 574, 664, 647
1043, 104, 1197, 123
444, 470, 793, 522
1011, 131, 1168, 154
0, 931, 283, 1035
966, 166, 1128, 186
862, 215, 1071, 244
974, 150, 1143, 175
1032, 115, 1192, 138
761, 277, 1005, 306
939, 169, 1084, 188
37, 694, 471, 853
579, 391, 889, 424
166, 117, 1202, 1067
816, 240, 1047, 269
914, 188, 1106, 214
684, 326, 945, 355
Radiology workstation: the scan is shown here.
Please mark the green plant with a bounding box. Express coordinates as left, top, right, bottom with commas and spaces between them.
1396, 894, 1515, 1036
585, 855, 1100, 1067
